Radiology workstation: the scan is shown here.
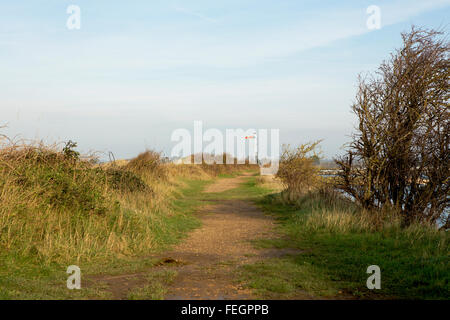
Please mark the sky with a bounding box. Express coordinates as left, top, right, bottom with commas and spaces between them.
1, 0, 449, 160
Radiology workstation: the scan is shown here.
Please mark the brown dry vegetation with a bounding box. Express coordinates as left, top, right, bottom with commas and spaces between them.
275, 141, 326, 202
187, 152, 258, 177
335, 26, 449, 228
0, 137, 249, 269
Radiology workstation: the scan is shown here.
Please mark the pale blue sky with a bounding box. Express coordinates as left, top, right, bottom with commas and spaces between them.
1, 0, 449, 159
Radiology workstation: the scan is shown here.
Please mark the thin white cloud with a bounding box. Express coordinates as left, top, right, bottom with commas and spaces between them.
2, 0, 448, 72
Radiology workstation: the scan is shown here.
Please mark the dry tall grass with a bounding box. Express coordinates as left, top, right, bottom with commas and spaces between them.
186, 152, 258, 176
0, 140, 248, 266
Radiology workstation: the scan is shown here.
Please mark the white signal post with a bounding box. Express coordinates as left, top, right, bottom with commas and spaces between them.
245, 131, 258, 165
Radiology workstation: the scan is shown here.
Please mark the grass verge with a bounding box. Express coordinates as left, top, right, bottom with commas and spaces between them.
0, 156, 212, 299
127, 270, 178, 300
239, 183, 449, 300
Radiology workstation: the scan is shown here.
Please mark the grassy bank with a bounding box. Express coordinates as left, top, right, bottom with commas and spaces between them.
0, 142, 251, 299
0, 174, 206, 299
240, 179, 449, 300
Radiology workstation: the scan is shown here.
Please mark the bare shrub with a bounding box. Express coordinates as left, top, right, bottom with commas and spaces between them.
276, 141, 322, 200
335, 26, 449, 227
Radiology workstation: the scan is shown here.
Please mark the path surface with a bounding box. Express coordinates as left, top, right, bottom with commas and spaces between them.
86, 174, 301, 299
165, 192, 271, 298
203, 175, 247, 193
164, 174, 303, 299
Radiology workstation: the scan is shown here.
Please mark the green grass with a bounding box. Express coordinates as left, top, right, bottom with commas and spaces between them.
4, 162, 446, 300
239, 187, 449, 300
240, 257, 338, 299
127, 270, 177, 300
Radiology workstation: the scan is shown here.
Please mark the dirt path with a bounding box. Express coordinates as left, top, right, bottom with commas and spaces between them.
86, 174, 301, 299
164, 200, 272, 299
164, 173, 304, 299
203, 175, 248, 193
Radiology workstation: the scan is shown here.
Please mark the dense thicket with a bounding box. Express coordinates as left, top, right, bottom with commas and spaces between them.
335, 27, 449, 227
